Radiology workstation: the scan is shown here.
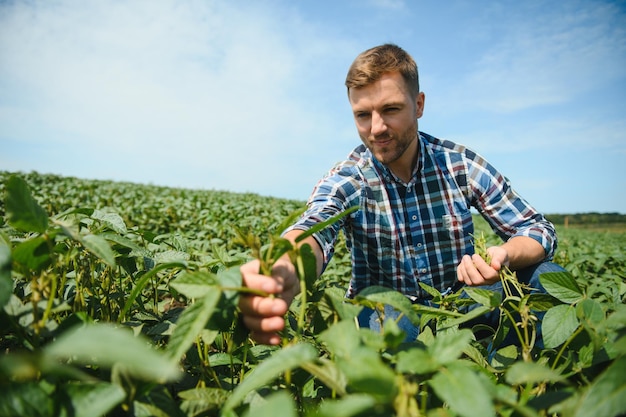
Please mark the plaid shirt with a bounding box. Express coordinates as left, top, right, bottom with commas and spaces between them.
286, 132, 557, 301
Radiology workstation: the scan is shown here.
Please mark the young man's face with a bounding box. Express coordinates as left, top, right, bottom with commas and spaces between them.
348, 72, 425, 176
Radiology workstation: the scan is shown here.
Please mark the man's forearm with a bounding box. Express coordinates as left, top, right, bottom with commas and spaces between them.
282, 229, 325, 277
501, 236, 546, 270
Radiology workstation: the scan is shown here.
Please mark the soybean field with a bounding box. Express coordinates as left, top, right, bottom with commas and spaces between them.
1, 171, 625, 417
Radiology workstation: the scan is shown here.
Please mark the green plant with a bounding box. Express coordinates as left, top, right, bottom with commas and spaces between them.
1, 172, 624, 417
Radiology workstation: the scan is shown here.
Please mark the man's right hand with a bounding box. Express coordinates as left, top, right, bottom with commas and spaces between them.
238, 258, 301, 345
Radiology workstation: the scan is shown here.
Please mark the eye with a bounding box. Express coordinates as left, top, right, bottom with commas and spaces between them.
355, 112, 370, 120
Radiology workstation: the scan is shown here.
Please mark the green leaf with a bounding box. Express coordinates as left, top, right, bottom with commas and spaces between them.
505, 361, 565, 385
170, 270, 218, 298
222, 343, 318, 411
0, 381, 53, 417
4, 175, 49, 233
463, 287, 502, 308
178, 387, 229, 416
12, 236, 52, 272
301, 357, 347, 396
121, 261, 187, 319
356, 285, 420, 326
44, 323, 180, 382
56, 382, 126, 417
429, 362, 496, 417
312, 394, 378, 417
337, 346, 397, 399
91, 209, 127, 234
577, 298, 605, 326
574, 356, 626, 417
132, 385, 186, 417
539, 272, 583, 304
295, 206, 359, 243
542, 304, 580, 348
99, 231, 151, 257
242, 390, 297, 417
166, 290, 222, 362
0, 239, 13, 309
82, 234, 116, 267
318, 319, 361, 357
429, 329, 473, 366
396, 346, 438, 374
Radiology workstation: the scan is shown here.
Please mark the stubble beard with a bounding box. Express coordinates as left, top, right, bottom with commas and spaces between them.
364, 122, 418, 166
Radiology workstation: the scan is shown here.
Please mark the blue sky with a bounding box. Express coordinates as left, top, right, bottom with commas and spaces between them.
1, 0, 625, 214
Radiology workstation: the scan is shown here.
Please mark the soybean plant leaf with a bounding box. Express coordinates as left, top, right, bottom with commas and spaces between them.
222, 343, 317, 411
429, 363, 496, 417
45, 323, 179, 382
577, 298, 605, 326
166, 290, 222, 362
418, 282, 442, 300
133, 385, 186, 417
542, 304, 580, 349
0, 382, 53, 417
396, 346, 437, 374
216, 266, 242, 289
91, 209, 127, 234
242, 390, 297, 417
540, 272, 583, 304
573, 356, 626, 417
178, 387, 229, 415
4, 175, 49, 233
429, 329, 473, 366
463, 287, 502, 308
318, 319, 361, 357
337, 346, 397, 400
295, 206, 359, 243
57, 382, 126, 417
170, 271, 218, 298
121, 261, 187, 318
313, 394, 377, 417
12, 236, 52, 272
82, 234, 116, 267
301, 357, 347, 396
0, 240, 11, 309
356, 285, 420, 325
100, 232, 151, 257
505, 362, 565, 385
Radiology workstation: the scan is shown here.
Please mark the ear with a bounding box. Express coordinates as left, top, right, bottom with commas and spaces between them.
415, 92, 425, 119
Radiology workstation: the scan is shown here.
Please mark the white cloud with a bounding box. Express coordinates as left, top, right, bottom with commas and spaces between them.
438, 1, 626, 113
0, 0, 356, 197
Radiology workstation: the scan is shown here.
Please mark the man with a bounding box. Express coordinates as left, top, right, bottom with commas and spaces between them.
239, 44, 562, 346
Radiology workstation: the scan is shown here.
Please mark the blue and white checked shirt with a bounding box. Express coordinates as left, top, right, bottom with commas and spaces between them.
286, 132, 557, 301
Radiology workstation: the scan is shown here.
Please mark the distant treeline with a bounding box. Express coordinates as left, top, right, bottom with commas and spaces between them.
546, 212, 626, 226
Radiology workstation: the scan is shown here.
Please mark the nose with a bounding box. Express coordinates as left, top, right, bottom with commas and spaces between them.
371, 112, 387, 136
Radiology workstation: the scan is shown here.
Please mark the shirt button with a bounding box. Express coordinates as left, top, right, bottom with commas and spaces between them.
411, 215, 417, 221
421, 268, 427, 274
416, 243, 422, 247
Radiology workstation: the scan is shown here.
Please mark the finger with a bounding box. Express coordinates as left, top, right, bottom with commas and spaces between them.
243, 314, 285, 334
250, 330, 283, 346
471, 254, 499, 283
239, 294, 288, 317
463, 254, 487, 286
240, 265, 284, 295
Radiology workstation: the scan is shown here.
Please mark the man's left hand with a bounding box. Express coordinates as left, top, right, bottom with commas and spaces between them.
456, 246, 509, 286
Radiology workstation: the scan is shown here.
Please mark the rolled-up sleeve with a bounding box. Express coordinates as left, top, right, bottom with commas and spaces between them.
465, 150, 558, 260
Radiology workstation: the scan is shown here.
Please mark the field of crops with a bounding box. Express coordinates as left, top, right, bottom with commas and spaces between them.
1, 171, 625, 417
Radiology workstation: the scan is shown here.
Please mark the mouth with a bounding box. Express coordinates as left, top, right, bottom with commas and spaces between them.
372, 138, 392, 147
